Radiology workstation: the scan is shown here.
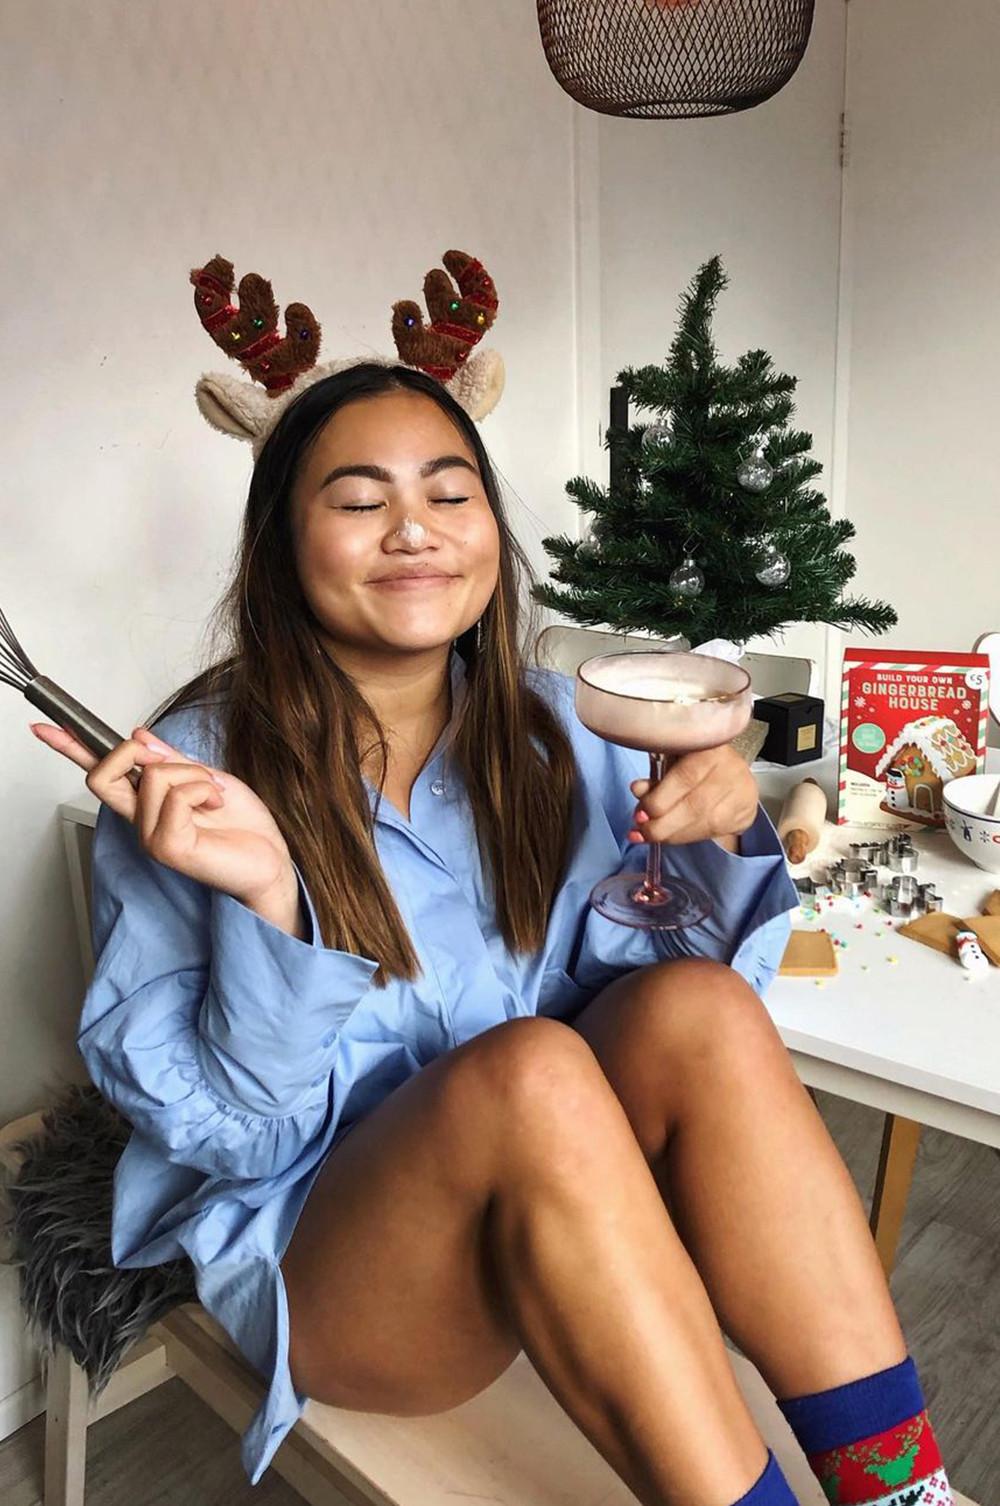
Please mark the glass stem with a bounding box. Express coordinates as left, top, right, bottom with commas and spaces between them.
639, 751, 673, 902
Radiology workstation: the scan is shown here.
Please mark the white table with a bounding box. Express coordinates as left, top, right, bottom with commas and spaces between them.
754, 748, 1000, 1272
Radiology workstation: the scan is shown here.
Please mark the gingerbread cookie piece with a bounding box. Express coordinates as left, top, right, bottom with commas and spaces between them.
963, 917, 1000, 966
779, 930, 838, 977
898, 912, 965, 957
899, 911, 1000, 965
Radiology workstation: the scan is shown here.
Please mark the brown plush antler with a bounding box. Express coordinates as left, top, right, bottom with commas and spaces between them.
190, 254, 322, 396
392, 250, 498, 382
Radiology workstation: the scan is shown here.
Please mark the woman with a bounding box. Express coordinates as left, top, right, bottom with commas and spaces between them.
33, 363, 952, 1506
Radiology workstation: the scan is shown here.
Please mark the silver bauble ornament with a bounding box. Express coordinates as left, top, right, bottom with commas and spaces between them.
642, 415, 674, 449
668, 556, 704, 599
737, 447, 774, 493
755, 542, 790, 587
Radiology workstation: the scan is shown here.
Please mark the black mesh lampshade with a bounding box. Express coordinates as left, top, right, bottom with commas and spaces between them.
536, 0, 815, 119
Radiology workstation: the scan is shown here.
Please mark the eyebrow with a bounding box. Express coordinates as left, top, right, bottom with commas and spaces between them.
318, 454, 479, 491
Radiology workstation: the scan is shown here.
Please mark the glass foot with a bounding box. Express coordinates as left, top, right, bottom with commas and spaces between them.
589, 869, 712, 930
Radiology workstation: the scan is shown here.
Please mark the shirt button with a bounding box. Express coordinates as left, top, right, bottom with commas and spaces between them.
430, 779, 445, 796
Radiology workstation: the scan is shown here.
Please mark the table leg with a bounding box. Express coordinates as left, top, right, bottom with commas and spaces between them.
869, 1114, 922, 1278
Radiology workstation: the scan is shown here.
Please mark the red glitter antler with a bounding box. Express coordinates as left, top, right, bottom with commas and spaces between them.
190, 254, 322, 396
392, 250, 499, 382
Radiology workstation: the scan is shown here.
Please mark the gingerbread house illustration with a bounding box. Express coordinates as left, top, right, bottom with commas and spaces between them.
875, 715, 978, 818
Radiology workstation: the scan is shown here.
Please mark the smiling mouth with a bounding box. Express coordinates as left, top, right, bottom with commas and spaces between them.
370, 575, 458, 588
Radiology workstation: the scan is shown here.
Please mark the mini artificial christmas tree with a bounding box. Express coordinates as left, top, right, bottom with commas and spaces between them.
532, 256, 897, 647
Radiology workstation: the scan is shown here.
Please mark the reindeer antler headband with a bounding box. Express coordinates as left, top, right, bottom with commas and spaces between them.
190, 250, 504, 457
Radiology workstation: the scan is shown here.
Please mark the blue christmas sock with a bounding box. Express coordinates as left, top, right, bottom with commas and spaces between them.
776, 1355, 952, 1505
730, 1448, 798, 1506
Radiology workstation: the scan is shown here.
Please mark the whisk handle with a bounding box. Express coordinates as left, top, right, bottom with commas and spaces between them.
24, 675, 141, 791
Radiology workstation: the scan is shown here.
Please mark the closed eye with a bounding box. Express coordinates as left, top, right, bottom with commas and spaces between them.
341, 497, 471, 513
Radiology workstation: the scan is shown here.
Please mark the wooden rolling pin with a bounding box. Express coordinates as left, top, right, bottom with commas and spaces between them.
777, 777, 828, 864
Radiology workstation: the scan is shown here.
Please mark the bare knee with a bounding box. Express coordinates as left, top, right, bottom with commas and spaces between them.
439, 1016, 627, 1188
615, 958, 784, 1073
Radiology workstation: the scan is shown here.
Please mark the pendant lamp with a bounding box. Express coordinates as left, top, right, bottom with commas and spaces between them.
537, 0, 815, 119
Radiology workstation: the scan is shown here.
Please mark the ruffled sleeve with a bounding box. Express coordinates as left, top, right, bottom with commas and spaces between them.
77, 780, 379, 1182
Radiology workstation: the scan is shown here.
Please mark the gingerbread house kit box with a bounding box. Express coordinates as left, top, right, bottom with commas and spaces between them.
838, 648, 990, 828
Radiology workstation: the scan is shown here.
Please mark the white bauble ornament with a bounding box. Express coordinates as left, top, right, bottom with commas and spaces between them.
737, 447, 774, 493
669, 556, 704, 598
642, 415, 674, 449
755, 541, 790, 587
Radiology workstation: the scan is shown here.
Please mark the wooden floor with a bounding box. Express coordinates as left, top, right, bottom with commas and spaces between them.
1, 1087, 998, 1505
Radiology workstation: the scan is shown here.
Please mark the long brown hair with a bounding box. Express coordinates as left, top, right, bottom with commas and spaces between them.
142, 362, 578, 988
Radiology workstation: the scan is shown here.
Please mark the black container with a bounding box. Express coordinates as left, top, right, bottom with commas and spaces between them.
754, 692, 824, 765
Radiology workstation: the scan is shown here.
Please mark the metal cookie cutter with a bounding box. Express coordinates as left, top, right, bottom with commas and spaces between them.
829, 858, 869, 899
919, 883, 943, 913
887, 873, 919, 917
887, 835, 918, 874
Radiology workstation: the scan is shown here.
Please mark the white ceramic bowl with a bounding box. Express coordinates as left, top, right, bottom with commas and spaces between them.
943, 774, 1000, 873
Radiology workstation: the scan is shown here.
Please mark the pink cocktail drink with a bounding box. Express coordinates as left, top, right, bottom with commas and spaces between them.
575, 651, 753, 929
577, 659, 752, 754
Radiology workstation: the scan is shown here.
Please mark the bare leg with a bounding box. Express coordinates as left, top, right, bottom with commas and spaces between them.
572, 959, 908, 1402
482, 1023, 771, 1506
284, 1015, 775, 1506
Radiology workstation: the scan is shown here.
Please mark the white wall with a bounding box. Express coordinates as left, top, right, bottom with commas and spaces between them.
0, 0, 580, 1115
591, 0, 1000, 719
593, 0, 850, 700
842, 0, 1000, 659
0, 0, 582, 1426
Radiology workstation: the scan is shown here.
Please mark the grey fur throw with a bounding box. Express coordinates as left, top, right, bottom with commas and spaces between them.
3, 1082, 196, 1396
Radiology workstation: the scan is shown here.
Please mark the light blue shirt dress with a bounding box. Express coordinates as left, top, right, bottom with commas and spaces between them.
77, 647, 797, 1484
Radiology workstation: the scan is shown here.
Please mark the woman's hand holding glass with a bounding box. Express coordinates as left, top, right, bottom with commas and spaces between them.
576, 650, 754, 928
29, 721, 293, 909
627, 744, 758, 849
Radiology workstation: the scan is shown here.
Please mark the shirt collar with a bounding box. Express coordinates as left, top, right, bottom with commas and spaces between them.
362, 643, 469, 815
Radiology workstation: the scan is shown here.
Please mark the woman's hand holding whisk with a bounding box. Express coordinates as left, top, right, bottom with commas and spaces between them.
29, 722, 296, 912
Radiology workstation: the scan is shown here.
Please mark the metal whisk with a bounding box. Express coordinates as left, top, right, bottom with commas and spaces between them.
1, 601, 141, 790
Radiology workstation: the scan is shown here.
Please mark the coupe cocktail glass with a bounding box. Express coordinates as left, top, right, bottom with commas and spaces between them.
575, 650, 753, 929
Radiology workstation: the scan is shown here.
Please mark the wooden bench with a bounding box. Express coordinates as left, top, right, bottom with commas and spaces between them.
0, 1098, 833, 1506
0, 1166, 979, 1506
